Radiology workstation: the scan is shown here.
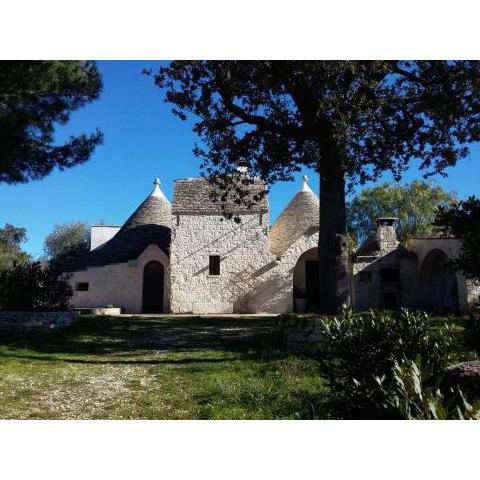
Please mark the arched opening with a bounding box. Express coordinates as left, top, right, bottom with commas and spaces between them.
142, 261, 164, 313
293, 248, 319, 312
419, 249, 459, 313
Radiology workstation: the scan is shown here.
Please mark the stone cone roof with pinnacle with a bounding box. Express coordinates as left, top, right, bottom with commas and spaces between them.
66, 179, 172, 271
269, 175, 319, 257
122, 178, 171, 230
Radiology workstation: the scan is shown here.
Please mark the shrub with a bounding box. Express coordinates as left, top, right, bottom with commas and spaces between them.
464, 308, 480, 353
315, 308, 454, 418
375, 358, 479, 419
0, 261, 73, 311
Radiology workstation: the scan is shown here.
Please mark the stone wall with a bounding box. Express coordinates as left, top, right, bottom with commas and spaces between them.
71, 211, 319, 315
376, 220, 399, 255
170, 212, 272, 313
352, 250, 418, 311
69, 244, 170, 313
409, 238, 476, 312
170, 211, 319, 314
353, 227, 478, 313
466, 279, 480, 308
0, 311, 79, 332
274, 315, 325, 347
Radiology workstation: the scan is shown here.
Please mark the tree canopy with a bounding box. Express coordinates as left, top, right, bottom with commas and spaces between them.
0, 223, 31, 271
0, 261, 73, 311
44, 221, 90, 268
0, 60, 103, 184
151, 61, 480, 312
347, 181, 457, 245
435, 196, 480, 280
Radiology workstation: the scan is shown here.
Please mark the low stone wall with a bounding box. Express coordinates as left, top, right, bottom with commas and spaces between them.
0, 311, 79, 332
276, 315, 324, 347
92, 307, 122, 316
76, 307, 122, 315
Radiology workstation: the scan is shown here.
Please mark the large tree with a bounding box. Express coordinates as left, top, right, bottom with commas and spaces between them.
151, 61, 480, 313
347, 180, 456, 245
0, 223, 31, 271
44, 221, 90, 269
0, 61, 103, 184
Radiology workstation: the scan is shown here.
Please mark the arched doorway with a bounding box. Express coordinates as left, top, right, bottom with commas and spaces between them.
419, 249, 458, 313
142, 261, 164, 313
293, 248, 319, 312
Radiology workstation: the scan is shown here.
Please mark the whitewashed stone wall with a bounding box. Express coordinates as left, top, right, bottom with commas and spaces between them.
90, 225, 121, 250
239, 229, 318, 314
170, 212, 319, 314
171, 213, 270, 313
69, 244, 170, 313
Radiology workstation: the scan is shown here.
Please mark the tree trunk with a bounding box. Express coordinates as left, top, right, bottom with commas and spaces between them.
317, 145, 350, 314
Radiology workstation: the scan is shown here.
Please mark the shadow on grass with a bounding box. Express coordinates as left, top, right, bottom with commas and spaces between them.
0, 315, 284, 362
0, 352, 231, 366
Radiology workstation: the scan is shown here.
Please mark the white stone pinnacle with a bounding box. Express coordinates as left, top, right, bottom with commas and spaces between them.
300, 175, 313, 194
150, 177, 167, 199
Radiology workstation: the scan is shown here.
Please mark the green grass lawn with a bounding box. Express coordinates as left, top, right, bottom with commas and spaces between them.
0, 314, 472, 420
0, 315, 329, 419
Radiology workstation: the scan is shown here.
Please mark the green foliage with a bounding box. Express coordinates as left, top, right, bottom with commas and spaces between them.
197, 357, 328, 419
152, 61, 480, 190
347, 180, 456, 244
43, 221, 90, 269
0, 261, 73, 311
435, 196, 480, 280
374, 358, 479, 419
0, 223, 31, 272
464, 310, 480, 353
315, 308, 453, 418
0, 60, 103, 184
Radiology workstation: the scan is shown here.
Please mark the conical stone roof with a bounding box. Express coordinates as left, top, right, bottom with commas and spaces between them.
269, 176, 319, 257
66, 179, 172, 271
122, 178, 171, 230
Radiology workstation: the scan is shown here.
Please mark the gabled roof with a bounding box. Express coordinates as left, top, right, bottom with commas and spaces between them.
354, 232, 379, 257
354, 232, 417, 262
172, 177, 268, 215
269, 176, 319, 257
66, 179, 171, 271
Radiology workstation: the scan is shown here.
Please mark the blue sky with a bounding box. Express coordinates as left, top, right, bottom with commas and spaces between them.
1, 60, 480, 257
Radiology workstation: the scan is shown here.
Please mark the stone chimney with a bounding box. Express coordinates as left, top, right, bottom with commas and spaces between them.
375, 217, 399, 254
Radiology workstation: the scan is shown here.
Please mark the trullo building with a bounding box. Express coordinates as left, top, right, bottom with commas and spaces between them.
67, 176, 479, 314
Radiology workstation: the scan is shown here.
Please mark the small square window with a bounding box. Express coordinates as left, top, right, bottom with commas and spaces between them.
76, 282, 89, 291
380, 268, 400, 283
209, 255, 221, 276
359, 271, 372, 283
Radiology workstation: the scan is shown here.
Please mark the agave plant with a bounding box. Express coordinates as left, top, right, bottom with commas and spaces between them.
315, 308, 455, 418
375, 358, 479, 420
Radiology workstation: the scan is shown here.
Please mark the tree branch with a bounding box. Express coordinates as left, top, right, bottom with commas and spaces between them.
215, 75, 305, 140
391, 65, 428, 86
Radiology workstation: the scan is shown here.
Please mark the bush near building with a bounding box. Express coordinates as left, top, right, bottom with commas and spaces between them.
0, 261, 72, 311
